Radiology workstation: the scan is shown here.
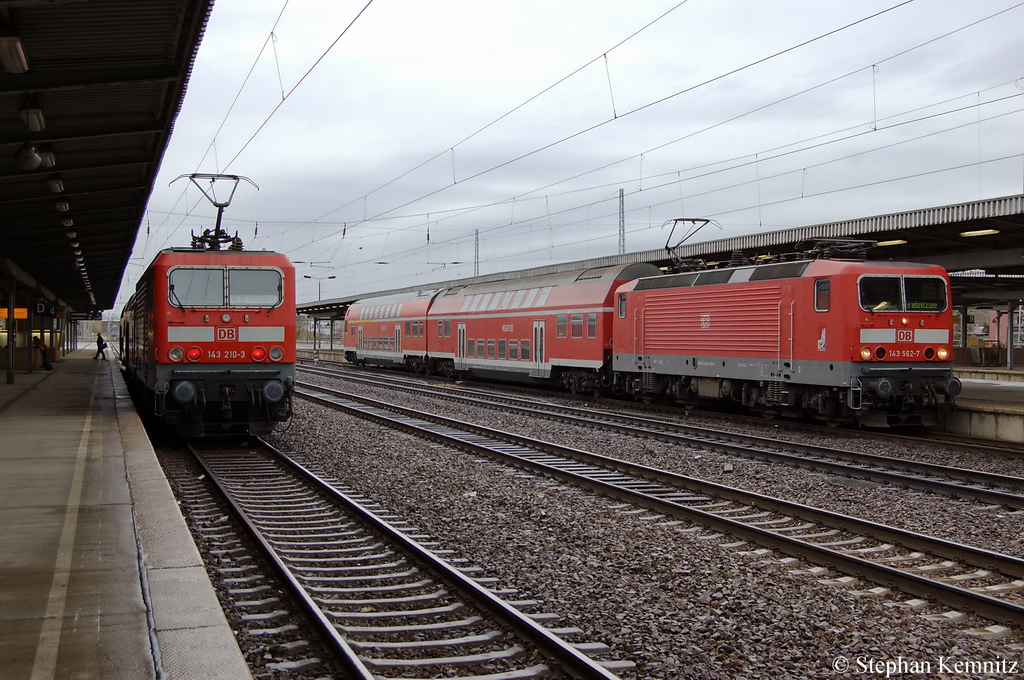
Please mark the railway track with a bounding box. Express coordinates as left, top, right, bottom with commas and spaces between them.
297, 364, 1024, 509
297, 359, 1024, 459
185, 439, 631, 679
295, 380, 1024, 631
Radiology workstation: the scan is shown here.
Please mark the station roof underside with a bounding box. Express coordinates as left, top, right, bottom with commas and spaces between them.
300, 193, 1024, 318
0, 0, 213, 313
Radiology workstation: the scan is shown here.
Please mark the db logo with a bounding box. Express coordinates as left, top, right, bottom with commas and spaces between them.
700, 314, 711, 329
216, 326, 238, 341
897, 329, 913, 342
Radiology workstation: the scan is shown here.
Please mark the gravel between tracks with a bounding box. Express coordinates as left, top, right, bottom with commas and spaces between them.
269, 374, 1023, 679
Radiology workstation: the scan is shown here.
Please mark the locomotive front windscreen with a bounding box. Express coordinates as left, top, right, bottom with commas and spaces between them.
859, 275, 946, 313
169, 267, 283, 308
228, 269, 282, 306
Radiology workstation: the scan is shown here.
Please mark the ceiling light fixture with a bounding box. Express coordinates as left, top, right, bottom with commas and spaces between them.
61, 218, 73, 227
875, 239, 907, 247
20, 98, 45, 131
15, 142, 40, 171
47, 176, 64, 193
0, 33, 28, 73
38, 149, 55, 167
65, 230, 76, 239
959, 228, 999, 237
55, 201, 70, 212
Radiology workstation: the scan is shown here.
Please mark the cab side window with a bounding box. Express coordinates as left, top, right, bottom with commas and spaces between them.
814, 279, 830, 312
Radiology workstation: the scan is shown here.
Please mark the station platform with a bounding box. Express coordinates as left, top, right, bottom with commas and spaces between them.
0, 350, 251, 680
943, 368, 1024, 443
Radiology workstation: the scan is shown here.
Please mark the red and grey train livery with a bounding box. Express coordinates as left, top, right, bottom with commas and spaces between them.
342, 250, 961, 427
120, 247, 295, 436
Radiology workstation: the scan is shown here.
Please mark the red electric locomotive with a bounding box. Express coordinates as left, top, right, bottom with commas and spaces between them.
610, 246, 961, 426
120, 234, 295, 436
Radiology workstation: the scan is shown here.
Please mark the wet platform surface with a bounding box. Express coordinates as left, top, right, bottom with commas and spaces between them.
0, 350, 250, 680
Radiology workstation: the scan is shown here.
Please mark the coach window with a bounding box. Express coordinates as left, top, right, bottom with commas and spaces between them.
437, 320, 443, 337
570, 314, 583, 339
618, 293, 626, 318
587, 313, 597, 338
509, 340, 519, 360
498, 339, 507, 359
511, 290, 527, 308
556, 314, 568, 338
814, 279, 830, 312
467, 339, 476, 357
487, 339, 496, 359
520, 339, 531, 361
405, 320, 411, 336
534, 286, 553, 307
169, 268, 224, 307
444, 319, 451, 337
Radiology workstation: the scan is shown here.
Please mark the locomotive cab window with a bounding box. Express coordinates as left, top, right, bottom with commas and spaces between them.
904, 277, 947, 312
168, 268, 223, 307
814, 279, 830, 312
617, 294, 626, 318
859, 276, 903, 312
228, 269, 282, 307
859, 275, 947, 313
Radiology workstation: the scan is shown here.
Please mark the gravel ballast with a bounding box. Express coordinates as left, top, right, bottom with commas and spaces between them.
271, 375, 1023, 678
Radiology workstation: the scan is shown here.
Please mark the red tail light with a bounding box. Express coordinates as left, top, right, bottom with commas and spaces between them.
186, 346, 202, 361
251, 346, 267, 361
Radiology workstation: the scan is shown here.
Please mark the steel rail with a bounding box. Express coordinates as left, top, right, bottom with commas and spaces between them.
297, 366, 1024, 508
297, 383, 1024, 626
188, 441, 624, 680
186, 442, 376, 680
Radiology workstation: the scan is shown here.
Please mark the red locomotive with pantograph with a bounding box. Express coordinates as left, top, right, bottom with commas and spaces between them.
120, 230, 295, 436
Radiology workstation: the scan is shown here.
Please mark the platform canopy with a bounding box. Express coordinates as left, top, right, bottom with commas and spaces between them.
0, 0, 214, 313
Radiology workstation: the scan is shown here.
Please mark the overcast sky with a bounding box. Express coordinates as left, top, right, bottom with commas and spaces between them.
116, 0, 1024, 306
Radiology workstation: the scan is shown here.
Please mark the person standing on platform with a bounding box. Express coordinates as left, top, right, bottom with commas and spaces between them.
33, 336, 53, 371
94, 332, 107, 360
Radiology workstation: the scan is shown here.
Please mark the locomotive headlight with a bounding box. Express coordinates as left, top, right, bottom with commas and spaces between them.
901, 317, 909, 326
186, 346, 202, 361
251, 346, 267, 361
924, 347, 935, 360
168, 347, 184, 362
269, 346, 283, 361
859, 347, 872, 361
937, 346, 949, 360
262, 380, 285, 403
875, 347, 887, 360
172, 381, 196, 404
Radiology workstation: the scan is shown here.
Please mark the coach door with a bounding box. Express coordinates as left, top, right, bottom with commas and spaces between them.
395, 325, 402, 355
456, 323, 467, 370
532, 320, 545, 376
779, 284, 794, 378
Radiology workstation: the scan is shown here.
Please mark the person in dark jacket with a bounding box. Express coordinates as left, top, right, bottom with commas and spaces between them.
94, 333, 107, 360
33, 336, 53, 370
